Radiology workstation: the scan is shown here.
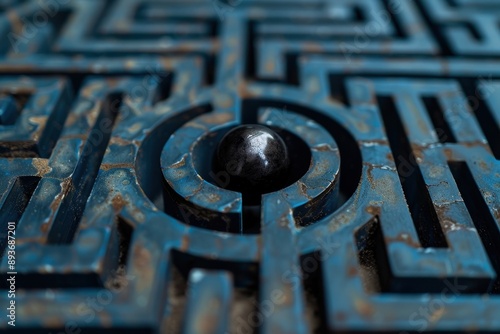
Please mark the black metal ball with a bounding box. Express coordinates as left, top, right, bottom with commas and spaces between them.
215, 124, 290, 192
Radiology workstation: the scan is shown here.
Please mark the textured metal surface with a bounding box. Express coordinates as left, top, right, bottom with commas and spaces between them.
0, 0, 499, 333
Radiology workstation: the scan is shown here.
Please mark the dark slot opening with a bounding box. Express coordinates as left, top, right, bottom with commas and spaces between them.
0, 176, 40, 257
422, 96, 457, 143
116, 218, 134, 269
245, 20, 257, 80
301, 251, 328, 334
37, 79, 73, 158
449, 161, 500, 292
329, 76, 349, 106
204, 54, 216, 86
0, 93, 30, 125
413, 0, 453, 56
377, 95, 448, 248
102, 217, 135, 291
452, 21, 483, 41
171, 249, 258, 289
285, 53, 300, 85
382, 0, 405, 38
38, 10, 72, 52
1, 273, 102, 290
353, 5, 365, 22
151, 73, 173, 104
355, 217, 387, 293
241, 199, 261, 234
459, 79, 500, 160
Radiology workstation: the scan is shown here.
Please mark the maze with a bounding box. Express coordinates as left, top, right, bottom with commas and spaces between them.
0, 0, 499, 333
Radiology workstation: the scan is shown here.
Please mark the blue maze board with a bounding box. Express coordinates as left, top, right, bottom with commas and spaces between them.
0, 0, 500, 333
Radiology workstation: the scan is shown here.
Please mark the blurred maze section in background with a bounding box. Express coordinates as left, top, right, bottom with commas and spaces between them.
0, 0, 499, 333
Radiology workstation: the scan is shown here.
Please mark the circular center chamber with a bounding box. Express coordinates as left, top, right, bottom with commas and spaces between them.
160, 107, 348, 234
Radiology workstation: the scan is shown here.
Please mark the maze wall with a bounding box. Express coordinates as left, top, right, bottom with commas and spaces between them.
0, 0, 499, 333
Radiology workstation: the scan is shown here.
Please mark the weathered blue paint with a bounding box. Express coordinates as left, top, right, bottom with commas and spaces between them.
0, 0, 499, 333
